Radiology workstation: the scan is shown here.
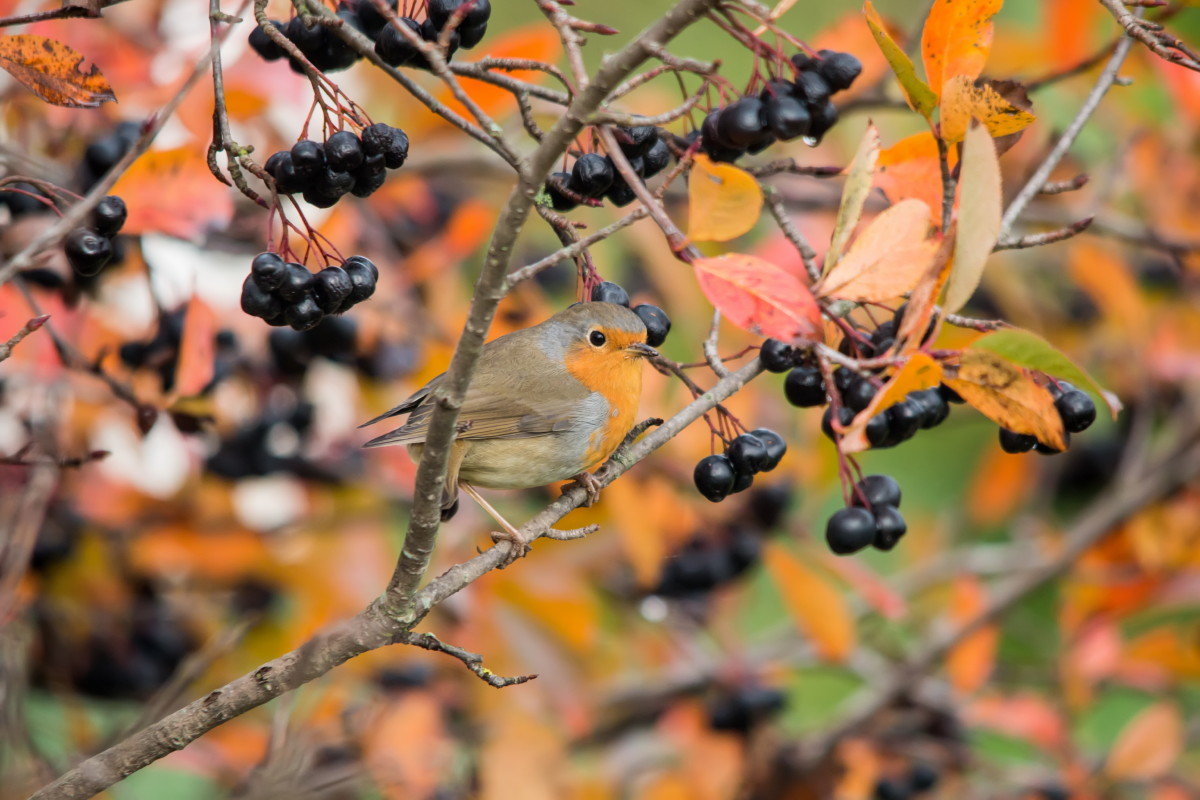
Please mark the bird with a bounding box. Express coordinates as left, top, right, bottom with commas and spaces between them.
360, 301, 657, 552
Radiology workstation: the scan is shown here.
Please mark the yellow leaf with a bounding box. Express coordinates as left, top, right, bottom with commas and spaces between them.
863, 2, 938, 117
1105, 702, 1184, 780
943, 124, 1001, 312
688, 154, 763, 242
818, 199, 936, 303
763, 542, 855, 662
840, 354, 943, 452
0, 34, 115, 108
945, 350, 1067, 449
940, 75, 1037, 143
921, 0, 1004, 97
825, 122, 881, 273
945, 575, 998, 692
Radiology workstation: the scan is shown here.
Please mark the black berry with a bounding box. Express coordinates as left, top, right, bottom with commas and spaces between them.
251, 252, 287, 291
92, 196, 127, 238
887, 398, 923, 442
277, 262, 313, 303
290, 140, 324, 181
1055, 388, 1096, 433
64, 228, 112, 276
343, 256, 378, 305
641, 139, 672, 177
545, 172, 577, 212
764, 95, 812, 141
784, 366, 825, 407
912, 387, 950, 429
694, 454, 736, 502
249, 20, 286, 60
792, 70, 831, 105
568, 153, 614, 198
816, 50, 862, 92
632, 304, 670, 347
807, 101, 839, 143
749, 428, 786, 471
716, 98, 769, 149
324, 130, 364, 172
842, 374, 877, 412
619, 125, 658, 158
727, 433, 768, 474
998, 428, 1036, 453
853, 474, 902, 508
826, 507, 876, 555
821, 405, 854, 440
760, 339, 794, 373
312, 266, 353, 314
872, 506, 907, 551
285, 296, 323, 331
591, 281, 629, 307
240, 275, 284, 321
265, 151, 303, 194
374, 18, 422, 67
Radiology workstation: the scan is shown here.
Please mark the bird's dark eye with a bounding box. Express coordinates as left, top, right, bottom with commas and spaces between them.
588, 330, 606, 347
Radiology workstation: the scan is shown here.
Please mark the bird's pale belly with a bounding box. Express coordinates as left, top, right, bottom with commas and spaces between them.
457, 434, 591, 489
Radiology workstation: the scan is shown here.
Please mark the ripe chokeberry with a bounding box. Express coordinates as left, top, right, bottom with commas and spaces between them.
760, 339, 794, 373
842, 374, 877, 413
887, 397, 923, 442
619, 125, 659, 157
784, 365, 825, 406
826, 507, 876, 555
265, 151, 303, 194
343, 256, 378, 305
544, 172, 577, 212
290, 140, 325, 180
853, 474, 902, 508
694, 454, 736, 502
240, 276, 284, 321
374, 18, 422, 67
764, 95, 811, 141
249, 21, 286, 60
591, 281, 630, 307
313, 266, 353, 313
251, 252, 287, 291
277, 262, 313, 303
641, 139, 672, 177
92, 196, 127, 237
716, 98, 769, 149
285, 297, 323, 331
872, 506, 907, 551
998, 428, 1036, 453
64, 228, 112, 276
749, 428, 786, 471
727, 433, 768, 474
1054, 386, 1096, 433
912, 387, 950, 428
808, 101, 839, 143
568, 153, 614, 198
325, 131, 364, 172
632, 304, 670, 347
816, 50, 862, 92
792, 70, 831, 106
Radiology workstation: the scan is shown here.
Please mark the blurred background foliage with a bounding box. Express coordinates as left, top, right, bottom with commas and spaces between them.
1, 0, 1199, 797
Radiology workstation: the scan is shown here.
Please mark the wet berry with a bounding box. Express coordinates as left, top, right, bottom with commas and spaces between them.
727, 433, 768, 474
241, 276, 284, 320
808, 101, 839, 143
325, 130, 364, 172
843, 374, 877, 412
632, 304, 670, 347
343, 256, 378, 305
277, 262, 313, 303
826, 507, 876, 555
374, 18, 422, 67
792, 70, 831, 105
285, 296, 323, 331
312, 266, 353, 313
887, 398, 923, 442
716, 98, 769, 149
619, 125, 659, 158
764, 95, 812, 141
821, 405, 854, 440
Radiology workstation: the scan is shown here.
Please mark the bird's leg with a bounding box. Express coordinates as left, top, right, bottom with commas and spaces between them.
563, 471, 603, 507
459, 482, 531, 564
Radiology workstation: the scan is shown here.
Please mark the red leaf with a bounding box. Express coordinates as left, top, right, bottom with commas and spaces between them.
693, 253, 822, 344
173, 294, 216, 398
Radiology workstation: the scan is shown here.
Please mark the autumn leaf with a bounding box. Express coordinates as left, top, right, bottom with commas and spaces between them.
896, 236, 954, 353
173, 294, 217, 398
969, 328, 1121, 417
441, 24, 563, 120
942, 124, 1001, 312
818, 199, 937, 303
945, 349, 1067, 449
825, 122, 881, 272
946, 576, 998, 692
841, 353, 943, 452
940, 75, 1037, 143
0, 34, 115, 108
688, 154, 763, 242
763, 542, 855, 662
1105, 702, 1184, 780
110, 146, 235, 240
876, 132, 953, 228
921, 0, 1003, 97
863, 1, 938, 118
693, 253, 822, 344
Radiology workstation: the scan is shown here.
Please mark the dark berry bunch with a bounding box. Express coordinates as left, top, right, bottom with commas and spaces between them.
241, 252, 378, 330
264, 124, 408, 207
706, 684, 788, 734
693, 428, 787, 503
698, 49, 862, 163
63, 195, 128, 278
998, 380, 1096, 455
374, 0, 492, 68
873, 762, 941, 800
119, 307, 214, 394
205, 401, 336, 481
826, 474, 905, 556
267, 315, 415, 382
249, 0, 401, 73
546, 126, 672, 211
80, 121, 139, 188
588, 280, 672, 347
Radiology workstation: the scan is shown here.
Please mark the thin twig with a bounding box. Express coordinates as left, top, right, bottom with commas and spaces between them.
0, 314, 48, 363
0, 0, 131, 27
762, 184, 820, 282
1097, 0, 1200, 72
397, 632, 536, 688
993, 217, 1094, 251
703, 309, 730, 378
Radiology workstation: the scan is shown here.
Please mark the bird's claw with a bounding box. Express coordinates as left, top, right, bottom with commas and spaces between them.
490, 529, 531, 567
565, 472, 603, 507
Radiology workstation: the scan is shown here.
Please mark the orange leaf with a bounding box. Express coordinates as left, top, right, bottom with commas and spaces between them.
688, 154, 763, 242
365, 693, 453, 799
895, 236, 954, 353
1105, 702, 1184, 780
693, 253, 822, 344
946, 575, 998, 692
840, 353, 943, 452
921, 0, 1003, 97
967, 447, 1037, 525
876, 132, 954, 228
440, 24, 563, 120
940, 75, 1037, 143
763, 542, 855, 662
818, 199, 937, 303
173, 294, 216, 398
1068, 241, 1150, 337
0, 34, 115, 108
945, 349, 1067, 449
110, 146, 234, 240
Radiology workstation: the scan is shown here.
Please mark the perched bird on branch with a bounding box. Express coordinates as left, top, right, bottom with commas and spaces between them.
361, 301, 656, 549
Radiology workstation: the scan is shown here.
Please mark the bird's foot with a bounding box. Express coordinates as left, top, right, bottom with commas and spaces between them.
489, 529, 532, 567
564, 471, 603, 507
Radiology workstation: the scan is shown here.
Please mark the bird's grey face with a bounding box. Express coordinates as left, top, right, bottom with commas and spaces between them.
538, 302, 654, 361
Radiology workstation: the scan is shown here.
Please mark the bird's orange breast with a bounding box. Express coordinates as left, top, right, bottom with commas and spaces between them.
565, 346, 644, 469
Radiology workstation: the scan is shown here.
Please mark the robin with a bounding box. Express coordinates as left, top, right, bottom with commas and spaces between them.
360, 301, 657, 550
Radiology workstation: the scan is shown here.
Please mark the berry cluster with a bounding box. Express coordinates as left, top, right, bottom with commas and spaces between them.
699, 49, 862, 163
588, 280, 672, 347
998, 380, 1096, 454
375, 0, 491, 67
265, 124, 408, 207
64, 195, 128, 278
706, 684, 787, 734
873, 763, 940, 800
693, 428, 787, 503
545, 127, 672, 211
205, 401, 326, 480
826, 474, 905, 556
241, 252, 378, 330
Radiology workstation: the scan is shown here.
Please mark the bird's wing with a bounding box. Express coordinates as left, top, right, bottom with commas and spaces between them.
357, 379, 439, 428
361, 330, 591, 449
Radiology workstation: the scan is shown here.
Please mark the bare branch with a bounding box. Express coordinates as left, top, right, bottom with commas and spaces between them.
1097, 0, 1200, 72
397, 632, 536, 688
0, 314, 48, 363
0, 0, 131, 27
762, 184, 820, 282
994, 217, 1094, 250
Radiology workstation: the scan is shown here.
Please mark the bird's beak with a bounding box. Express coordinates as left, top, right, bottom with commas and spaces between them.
625, 342, 659, 359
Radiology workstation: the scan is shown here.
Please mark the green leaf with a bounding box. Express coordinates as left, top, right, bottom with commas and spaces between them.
863, 1, 939, 120
824, 122, 880, 275
969, 328, 1122, 418
943, 124, 1001, 313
